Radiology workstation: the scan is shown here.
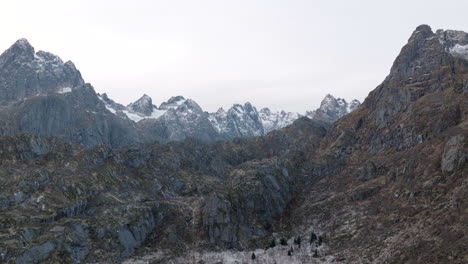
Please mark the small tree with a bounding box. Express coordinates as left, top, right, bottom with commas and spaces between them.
310, 232, 317, 244
251, 252, 256, 260
269, 239, 276, 248
294, 236, 301, 248
313, 249, 319, 258
280, 238, 288, 246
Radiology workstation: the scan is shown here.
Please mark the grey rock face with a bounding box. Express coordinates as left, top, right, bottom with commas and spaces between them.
116, 211, 156, 258
441, 135, 466, 173
202, 160, 292, 248
0, 39, 84, 105
14, 241, 56, 264
366, 25, 455, 128
0, 83, 140, 148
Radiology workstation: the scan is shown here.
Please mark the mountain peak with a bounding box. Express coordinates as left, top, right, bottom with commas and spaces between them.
1, 38, 35, 61
138, 94, 152, 103
415, 24, 433, 34
127, 94, 154, 116
13, 38, 33, 50
159, 96, 186, 110
167, 96, 185, 103
436, 28, 468, 61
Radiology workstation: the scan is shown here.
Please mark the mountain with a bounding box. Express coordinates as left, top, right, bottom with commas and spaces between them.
126, 94, 155, 116
259, 108, 301, 133
103, 92, 360, 142
306, 94, 361, 123
138, 97, 220, 143
208, 103, 264, 139
0, 39, 140, 148
0, 39, 84, 105
0, 25, 466, 263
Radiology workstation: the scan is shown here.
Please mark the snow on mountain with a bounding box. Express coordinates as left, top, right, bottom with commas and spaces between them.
98, 94, 167, 122
57, 87, 72, 94
259, 108, 300, 133
127, 94, 154, 116
436, 29, 468, 61
209, 102, 264, 139
306, 94, 361, 123
99, 92, 360, 141
139, 98, 219, 143
0, 38, 84, 104
348, 99, 361, 113
159, 96, 186, 110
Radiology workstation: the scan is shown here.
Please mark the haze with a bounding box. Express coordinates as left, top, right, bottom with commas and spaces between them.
2, 0, 467, 112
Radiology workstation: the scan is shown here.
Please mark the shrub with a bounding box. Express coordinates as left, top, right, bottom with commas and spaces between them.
269, 239, 276, 248
310, 232, 317, 244
280, 238, 288, 246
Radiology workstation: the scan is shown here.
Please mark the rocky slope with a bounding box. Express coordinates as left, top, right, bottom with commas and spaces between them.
0, 24, 466, 264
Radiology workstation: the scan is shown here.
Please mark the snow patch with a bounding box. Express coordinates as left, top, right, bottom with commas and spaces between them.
122, 108, 167, 122
147, 108, 166, 119
105, 105, 116, 114
122, 110, 146, 122
57, 87, 72, 94
449, 44, 468, 60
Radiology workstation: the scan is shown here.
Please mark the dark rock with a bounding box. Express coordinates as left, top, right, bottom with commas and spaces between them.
14, 240, 57, 264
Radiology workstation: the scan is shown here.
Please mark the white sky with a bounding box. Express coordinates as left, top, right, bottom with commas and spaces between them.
1, 0, 468, 112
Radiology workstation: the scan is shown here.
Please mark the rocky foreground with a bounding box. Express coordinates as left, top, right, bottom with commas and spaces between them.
0, 25, 467, 263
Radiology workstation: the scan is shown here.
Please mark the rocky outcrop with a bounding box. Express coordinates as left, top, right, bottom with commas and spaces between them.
202, 160, 293, 248
441, 135, 466, 172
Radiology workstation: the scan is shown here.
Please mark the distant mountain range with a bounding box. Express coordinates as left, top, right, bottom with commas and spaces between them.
99, 92, 360, 142
0, 38, 360, 147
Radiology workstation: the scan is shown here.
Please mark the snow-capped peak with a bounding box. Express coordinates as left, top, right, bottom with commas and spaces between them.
436, 29, 468, 61
259, 107, 300, 133
127, 94, 155, 116
159, 96, 186, 110
307, 95, 361, 123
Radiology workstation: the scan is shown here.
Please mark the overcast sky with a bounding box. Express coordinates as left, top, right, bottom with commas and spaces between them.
2, 0, 468, 112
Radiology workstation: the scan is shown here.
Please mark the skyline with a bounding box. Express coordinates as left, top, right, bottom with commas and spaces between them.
2, 0, 468, 112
